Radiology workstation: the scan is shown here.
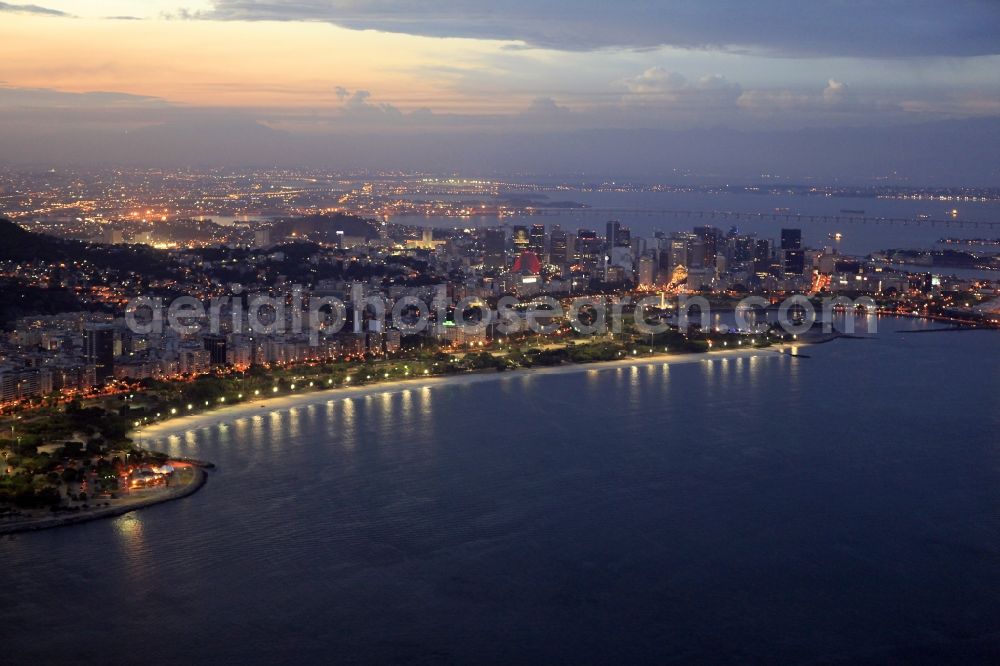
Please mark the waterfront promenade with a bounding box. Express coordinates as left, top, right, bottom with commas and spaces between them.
138, 344, 809, 442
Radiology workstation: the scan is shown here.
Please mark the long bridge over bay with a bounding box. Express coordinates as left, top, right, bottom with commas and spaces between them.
525, 207, 1000, 229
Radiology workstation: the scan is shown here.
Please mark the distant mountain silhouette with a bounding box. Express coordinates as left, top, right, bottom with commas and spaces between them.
0, 218, 175, 274
0, 217, 61, 256
0, 219, 92, 326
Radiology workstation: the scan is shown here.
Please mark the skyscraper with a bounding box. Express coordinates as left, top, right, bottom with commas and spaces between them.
606, 220, 631, 249
204, 334, 228, 366
576, 229, 602, 274
529, 224, 546, 259
694, 226, 720, 270
780, 228, 802, 251
84, 324, 115, 384
254, 228, 272, 249
606, 220, 620, 249
511, 225, 530, 252
669, 236, 690, 271
484, 228, 506, 271
549, 226, 570, 269
781, 228, 805, 275
732, 235, 755, 264
617, 225, 631, 248
637, 254, 656, 287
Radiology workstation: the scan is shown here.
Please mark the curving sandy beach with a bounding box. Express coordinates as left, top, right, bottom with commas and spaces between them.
135, 345, 807, 442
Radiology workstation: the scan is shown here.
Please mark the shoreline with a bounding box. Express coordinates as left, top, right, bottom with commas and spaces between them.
0, 463, 208, 536
136, 343, 810, 442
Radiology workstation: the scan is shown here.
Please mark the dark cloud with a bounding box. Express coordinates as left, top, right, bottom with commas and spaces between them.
0, 1, 67, 16
188, 0, 1000, 57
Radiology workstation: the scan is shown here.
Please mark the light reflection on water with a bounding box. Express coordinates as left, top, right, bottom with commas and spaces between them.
400, 389, 413, 421
341, 398, 356, 451
113, 513, 148, 585
2, 319, 999, 664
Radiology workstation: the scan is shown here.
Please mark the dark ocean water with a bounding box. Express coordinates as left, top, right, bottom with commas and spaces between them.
2, 318, 999, 664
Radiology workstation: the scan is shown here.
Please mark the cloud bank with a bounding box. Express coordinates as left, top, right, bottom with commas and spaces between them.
0, 1, 67, 16
187, 0, 1000, 57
